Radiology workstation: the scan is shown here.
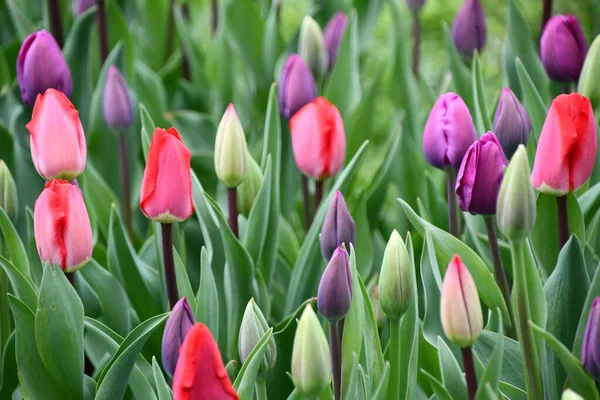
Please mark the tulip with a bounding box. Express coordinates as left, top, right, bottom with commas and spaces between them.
74, 0, 95, 15
34, 179, 92, 272
422, 92, 478, 170
317, 246, 352, 322
278, 54, 317, 120
531, 93, 597, 196
578, 35, 600, 107
214, 104, 248, 188
298, 16, 328, 79
493, 87, 531, 159
582, 297, 600, 380
0, 161, 18, 221
237, 154, 262, 217
451, 0, 487, 59
562, 390, 585, 400
320, 191, 356, 260
25, 89, 86, 181
140, 127, 194, 223
406, 0, 426, 12
161, 298, 194, 377
17, 30, 72, 107
238, 299, 276, 377
173, 323, 238, 400
102, 65, 132, 130
290, 97, 346, 181
540, 15, 587, 82
378, 230, 412, 319
455, 132, 507, 215
323, 12, 348, 71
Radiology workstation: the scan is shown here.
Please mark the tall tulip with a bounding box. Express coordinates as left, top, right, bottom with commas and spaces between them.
540, 15, 587, 82
451, 0, 487, 59
103, 65, 132, 131
278, 54, 317, 120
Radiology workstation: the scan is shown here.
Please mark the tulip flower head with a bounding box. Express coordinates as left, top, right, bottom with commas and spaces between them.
162, 298, 194, 377
541, 15, 588, 82
320, 191, 356, 260
140, 127, 194, 223
317, 246, 353, 322
214, 104, 249, 188
531, 93, 597, 196
238, 299, 276, 377
74, 0, 96, 15
451, 0, 487, 59
34, 179, 93, 272
290, 97, 346, 181
173, 323, 238, 400
378, 230, 412, 318
323, 12, 348, 71
103, 65, 132, 130
278, 54, 317, 120
493, 87, 531, 159
0, 161, 18, 221
582, 297, 600, 380
298, 16, 328, 79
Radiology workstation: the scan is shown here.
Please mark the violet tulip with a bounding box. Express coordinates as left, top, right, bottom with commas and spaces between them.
493, 87, 531, 159
74, 0, 96, 15
320, 191, 356, 260
583, 297, 600, 380
162, 297, 194, 377
541, 15, 588, 82
278, 54, 317, 120
317, 246, 352, 322
323, 12, 348, 71
451, 0, 486, 59
103, 65, 132, 130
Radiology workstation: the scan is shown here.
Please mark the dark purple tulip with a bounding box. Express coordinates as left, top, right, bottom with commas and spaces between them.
406, 0, 426, 12
323, 12, 348, 71
74, 0, 96, 15
494, 88, 531, 159
161, 297, 194, 377
455, 132, 508, 215
103, 66, 132, 130
17, 30, 72, 107
583, 297, 600, 380
320, 191, 356, 260
278, 54, 317, 120
451, 0, 486, 59
317, 246, 352, 322
540, 15, 588, 82
423, 92, 478, 170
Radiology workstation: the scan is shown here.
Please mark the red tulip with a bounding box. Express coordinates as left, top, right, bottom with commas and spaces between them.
290, 97, 346, 180
26, 89, 86, 181
531, 93, 597, 196
140, 127, 194, 223
34, 179, 92, 272
173, 323, 238, 400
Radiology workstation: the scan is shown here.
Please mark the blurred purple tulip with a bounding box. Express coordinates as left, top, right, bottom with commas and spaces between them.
541, 15, 588, 82
323, 12, 348, 71
451, 0, 486, 59
162, 297, 194, 377
103, 66, 132, 130
583, 297, 600, 380
406, 0, 426, 12
494, 88, 531, 159
320, 191, 356, 260
74, 0, 96, 15
317, 246, 352, 322
278, 54, 317, 120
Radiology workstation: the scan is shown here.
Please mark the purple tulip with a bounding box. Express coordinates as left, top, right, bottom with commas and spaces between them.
317, 246, 352, 322
494, 88, 531, 159
278, 54, 317, 120
406, 0, 426, 12
323, 12, 348, 71
17, 30, 72, 107
455, 132, 507, 215
320, 191, 356, 260
161, 297, 194, 377
74, 0, 96, 15
583, 297, 600, 380
451, 0, 487, 59
540, 15, 588, 82
423, 92, 478, 170
103, 66, 132, 130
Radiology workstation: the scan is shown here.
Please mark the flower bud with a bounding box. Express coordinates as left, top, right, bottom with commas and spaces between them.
323, 12, 348, 71
541, 15, 588, 82
292, 305, 331, 399
562, 390, 585, 400
74, 0, 95, 15
582, 297, 600, 380
0, 161, 18, 221
17, 30, 72, 107
298, 16, 328, 80
493, 87, 531, 159
238, 299, 276, 377
278, 54, 317, 120
451, 0, 487, 59
579, 35, 600, 107
378, 230, 412, 319
440, 255, 483, 348
237, 154, 262, 217
320, 191, 356, 260
406, 0, 426, 12
317, 246, 352, 322
162, 297, 194, 377
455, 132, 507, 215
102, 65, 132, 130
214, 104, 249, 188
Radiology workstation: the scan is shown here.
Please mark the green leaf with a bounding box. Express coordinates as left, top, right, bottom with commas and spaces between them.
421, 369, 454, 400
0, 207, 30, 282
357, 275, 385, 385
515, 58, 547, 145
353, 199, 374, 278
473, 331, 525, 391
0, 331, 17, 398
371, 362, 390, 400
5, 0, 35, 40
438, 338, 466, 400
420, 231, 444, 347
174, 248, 196, 307
25, 207, 43, 287
194, 247, 220, 338
475, 313, 504, 399
233, 328, 274, 398
442, 22, 474, 115
140, 103, 156, 160
0, 256, 37, 311
472, 53, 493, 133
152, 357, 173, 400
81, 163, 121, 241
84, 376, 97, 400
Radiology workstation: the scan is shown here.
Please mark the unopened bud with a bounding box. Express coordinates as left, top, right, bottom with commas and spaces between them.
378, 230, 412, 319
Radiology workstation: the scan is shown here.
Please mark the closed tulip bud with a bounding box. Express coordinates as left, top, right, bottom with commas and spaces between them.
237, 154, 262, 217
317, 246, 352, 322
173, 323, 238, 400
290, 97, 346, 180
323, 12, 348, 71
582, 297, 600, 380
440, 255, 483, 348
292, 306, 331, 399
455, 132, 508, 215
26, 89, 86, 181
378, 230, 412, 319
298, 16, 328, 80
451, 0, 487, 59
493, 87, 531, 159
320, 191, 356, 260
214, 104, 248, 188
102, 66, 132, 130
161, 297, 194, 377
34, 180, 92, 272
541, 15, 587, 82
0, 161, 18, 221
278, 54, 317, 120
562, 390, 585, 400
579, 36, 600, 106
531, 93, 597, 196
17, 30, 72, 107
74, 0, 95, 15
406, 0, 426, 12
140, 127, 194, 223
423, 92, 478, 170
238, 299, 276, 377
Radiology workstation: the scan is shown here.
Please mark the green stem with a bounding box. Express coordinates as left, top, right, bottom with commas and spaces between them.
387, 317, 401, 400
256, 379, 268, 400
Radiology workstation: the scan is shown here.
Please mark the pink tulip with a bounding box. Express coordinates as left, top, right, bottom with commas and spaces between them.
34, 179, 92, 272
26, 89, 86, 181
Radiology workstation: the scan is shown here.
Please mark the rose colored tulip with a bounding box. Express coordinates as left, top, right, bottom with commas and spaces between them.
583, 297, 600, 380
34, 179, 92, 272
320, 191, 356, 260
278, 54, 317, 120
493, 87, 531, 159
173, 323, 238, 400
26, 89, 86, 181
451, 0, 486, 59
423, 92, 478, 170
323, 12, 348, 71
290, 97, 346, 181
103, 65, 132, 130
140, 127, 194, 223
541, 15, 587, 82
162, 298, 194, 377
317, 246, 352, 322
17, 30, 72, 106
531, 93, 597, 196
74, 0, 96, 15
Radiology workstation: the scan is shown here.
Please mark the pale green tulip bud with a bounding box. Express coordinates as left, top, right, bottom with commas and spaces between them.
214, 104, 248, 187
562, 389, 584, 400
298, 16, 328, 80
378, 230, 412, 318
238, 299, 276, 377
578, 35, 600, 108
0, 161, 18, 220
237, 154, 262, 217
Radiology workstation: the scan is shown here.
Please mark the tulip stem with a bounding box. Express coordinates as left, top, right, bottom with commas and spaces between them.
315, 180, 324, 213
447, 170, 459, 237
181, 4, 191, 81
301, 175, 312, 232
165, 0, 175, 61
47, 0, 64, 48
557, 195, 569, 249
66, 271, 75, 286
329, 321, 342, 400
255, 379, 268, 400
411, 12, 421, 79
118, 133, 132, 237
387, 316, 401, 400
461, 347, 477, 400
161, 223, 179, 309
227, 187, 239, 238
484, 216, 516, 339
541, 0, 552, 33
211, 0, 219, 35
96, 0, 109, 63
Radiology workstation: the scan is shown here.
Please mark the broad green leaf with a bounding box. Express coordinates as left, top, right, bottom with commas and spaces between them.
473, 331, 525, 391
152, 357, 173, 400
353, 199, 374, 278
81, 163, 121, 241
475, 313, 504, 399
0, 256, 37, 311
0, 207, 30, 281
5, 0, 35, 40
194, 247, 220, 338
135, 60, 167, 125
420, 230, 444, 347
358, 275, 385, 385
438, 338, 466, 400
472, 53, 493, 133
233, 328, 274, 398
421, 369, 454, 400
574, 242, 600, 356
581, 181, 600, 224
84, 376, 97, 400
